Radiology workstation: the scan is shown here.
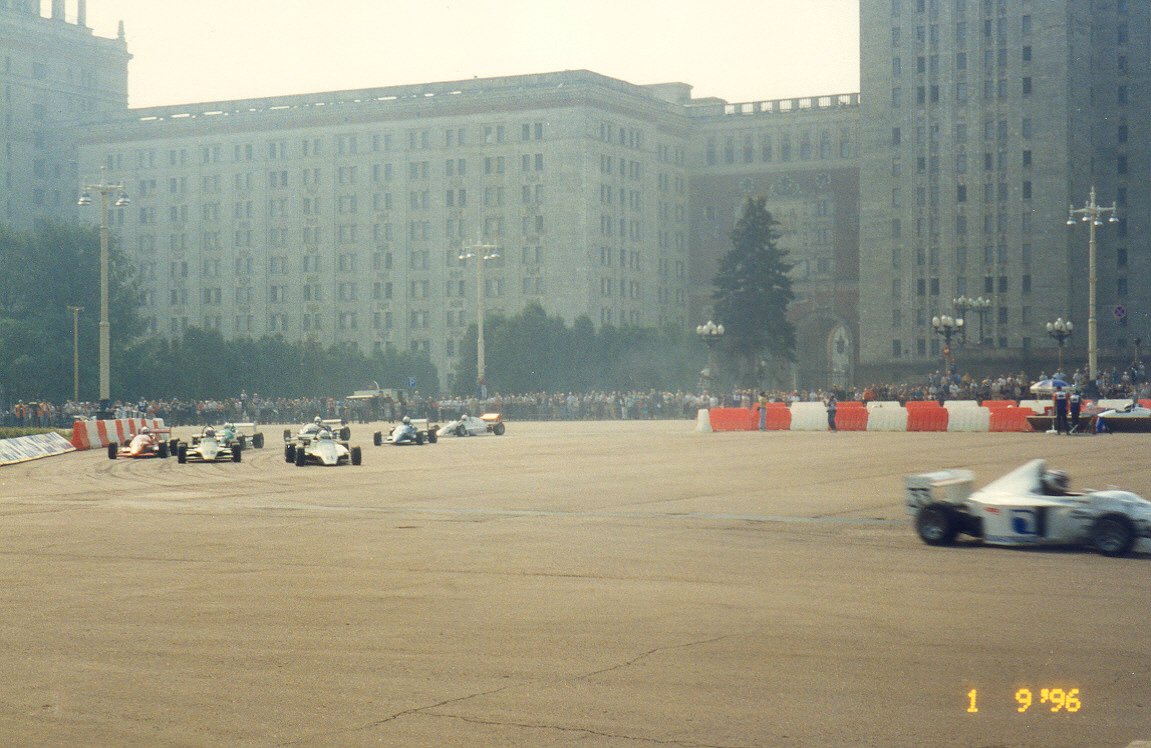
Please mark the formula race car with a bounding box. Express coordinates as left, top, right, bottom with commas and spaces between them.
107, 426, 175, 460
905, 459, 1151, 557
373, 417, 439, 446
215, 422, 265, 449
176, 426, 242, 463
1093, 403, 1151, 433
284, 423, 362, 467
437, 412, 506, 437
283, 418, 351, 443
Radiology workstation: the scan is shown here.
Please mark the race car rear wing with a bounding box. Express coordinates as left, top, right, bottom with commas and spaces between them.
904, 468, 975, 513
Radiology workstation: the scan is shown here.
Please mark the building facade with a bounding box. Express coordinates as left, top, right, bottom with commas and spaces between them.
0, 0, 129, 229
859, 0, 1150, 381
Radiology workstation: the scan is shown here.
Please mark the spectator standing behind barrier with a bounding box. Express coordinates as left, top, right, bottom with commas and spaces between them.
757, 391, 767, 431
1053, 385, 1069, 435
1069, 389, 1082, 434
826, 393, 838, 432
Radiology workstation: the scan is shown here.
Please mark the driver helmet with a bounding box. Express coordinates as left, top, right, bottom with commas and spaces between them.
1042, 469, 1069, 494
224, 423, 234, 430
314, 416, 323, 425
402, 416, 411, 424
140, 426, 151, 435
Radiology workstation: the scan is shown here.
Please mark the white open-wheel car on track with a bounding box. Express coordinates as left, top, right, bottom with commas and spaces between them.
176, 426, 242, 464
374, 417, 439, 446
437, 412, 505, 438
283, 419, 361, 467
107, 427, 177, 460
905, 458, 1151, 557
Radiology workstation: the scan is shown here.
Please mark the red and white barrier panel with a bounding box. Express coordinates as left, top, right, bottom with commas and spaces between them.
70, 419, 166, 451
0, 432, 76, 467
695, 401, 1045, 433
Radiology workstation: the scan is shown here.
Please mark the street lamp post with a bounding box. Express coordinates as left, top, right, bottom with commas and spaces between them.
952, 296, 973, 344
1046, 317, 1074, 373
1067, 186, 1119, 381
67, 305, 83, 402
695, 320, 725, 393
932, 314, 963, 372
78, 168, 129, 417
459, 242, 499, 398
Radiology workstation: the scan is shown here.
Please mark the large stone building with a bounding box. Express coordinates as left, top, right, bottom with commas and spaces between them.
0, 0, 129, 229
7, 1, 1149, 390
859, 0, 1150, 382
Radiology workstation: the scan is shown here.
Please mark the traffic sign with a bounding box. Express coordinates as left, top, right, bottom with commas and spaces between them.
408, 377, 417, 388
1114, 304, 1128, 320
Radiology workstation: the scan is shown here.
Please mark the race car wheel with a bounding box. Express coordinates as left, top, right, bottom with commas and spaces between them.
340, 426, 352, 441
107, 442, 118, 460
238, 435, 247, 449
493, 422, 506, 436
282, 429, 292, 442
351, 446, 363, 466
373, 431, 383, 447
158, 442, 170, 459
177, 444, 188, 464
415, 432, 425, 445
295, 447, 307, 467
169, 439, 180, 454
915, 504, 959, 546
232, 444, 243, 463
456, 424, 467, 437
1091, 516, 1135, 557
253, 433, 265, 449
285, 444, 295, 463
427, 431, 438, 444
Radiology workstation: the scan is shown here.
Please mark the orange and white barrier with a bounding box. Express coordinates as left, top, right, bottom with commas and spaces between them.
70, 418, 166, 451
694, 400, 1051, 434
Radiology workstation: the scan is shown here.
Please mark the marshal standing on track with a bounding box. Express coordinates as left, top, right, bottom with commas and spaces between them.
1053, 385, 1070, 435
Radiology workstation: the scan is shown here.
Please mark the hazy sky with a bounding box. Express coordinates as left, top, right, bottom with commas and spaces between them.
78, 0, 860, 109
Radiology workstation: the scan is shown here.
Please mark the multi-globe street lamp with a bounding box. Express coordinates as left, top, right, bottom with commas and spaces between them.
458, 242, 500, 398
954, 295, 992, 346
931, 314, 963, 371
696, 320, 724, 392
78, 168, 129, 417
1067, 186, 1119, 380
1046, 317, 1074, 373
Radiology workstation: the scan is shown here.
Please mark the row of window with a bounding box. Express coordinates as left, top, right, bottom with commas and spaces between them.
704, 130, 853, 166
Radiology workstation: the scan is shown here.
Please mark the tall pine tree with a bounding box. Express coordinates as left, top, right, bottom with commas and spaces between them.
712, 196, 796, 387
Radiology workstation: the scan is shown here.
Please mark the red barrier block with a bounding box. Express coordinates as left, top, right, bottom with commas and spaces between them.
980, 400, 1018, 410
709, 408, 757, 432
906, 405, 949, 431
989, 407, 1034, 432
765, 403, 792, 431
835, 407, 869, 431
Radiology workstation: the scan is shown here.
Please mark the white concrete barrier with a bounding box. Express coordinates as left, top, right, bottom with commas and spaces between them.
0, 432, 75, 467
866, 401, 902, 411
1018, 400, 1049, 414
695, 409, 712, 433
789, 402, 829, 431
866, 406, 908, 431
943, 400, 979, 409
1097, 399, 1137, 411
946, 406, 991, 432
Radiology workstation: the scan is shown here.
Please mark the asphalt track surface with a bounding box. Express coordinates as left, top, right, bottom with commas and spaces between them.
0, 420, 1149, 747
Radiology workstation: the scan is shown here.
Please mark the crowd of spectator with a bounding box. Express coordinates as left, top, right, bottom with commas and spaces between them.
3, 362, 1147, 429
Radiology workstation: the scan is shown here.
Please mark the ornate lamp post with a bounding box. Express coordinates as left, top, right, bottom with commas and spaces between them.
78, 168, 129, 418
932, 314, 963, 372
952, 295, 973, 344
696, 320, 725, 392
459, 242, 499, 398
1046, 318, 1074, 373
1067, 186, 1119, 380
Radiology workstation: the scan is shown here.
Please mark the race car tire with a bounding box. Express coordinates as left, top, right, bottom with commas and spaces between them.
177, 444, 188, 464
282, 429, 292, 442
107, 442, 118, 460
253, 433, 265, 449
1091, 516, 1135, 557
340, 426, 352, 441
170, 439, 180, 454
428, 431, 438, 444
285, 444, 295, 463
295, 447, 307, 467
158, 442, 170, 459
493, 422, 506, 436
915, 503, 959, 546
238, 435, 247, 449
351, 446, 363, 466
232, 444, 243, 463
416, 432, 425, 445
456, 424, 467, 437
373, 431, 383, 447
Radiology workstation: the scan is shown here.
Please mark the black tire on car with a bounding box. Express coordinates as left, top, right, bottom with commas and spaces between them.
158, 442, 170, 459
427, 431, 438, 444
1091, 516, 1135, 557
177, 444, 188, 464
340, 426, 351, 441
373, 431, 383, 447
351, 446, 363, 466
295, 446, 307, 467
232, 444, 243, 463
285, 444, 295, 463
107, 442, 118, 460
253, 433, 265, 449
915, 503, 959, 546
416, 432, 425, 445
282, 428, 292, 442
493, 422, 506, 436
456, 424, 467, 437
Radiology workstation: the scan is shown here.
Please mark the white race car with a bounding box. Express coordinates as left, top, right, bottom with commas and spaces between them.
437, 413, 506, 437
216, 422, 265, 449
905, 459, 1151, 557
284, 425, 362, 467
374, 418, 439, 446
177, 427, 242, 464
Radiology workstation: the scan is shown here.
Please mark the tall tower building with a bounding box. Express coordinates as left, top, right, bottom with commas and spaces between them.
859, 0, 1149, 380
0, 0, 130, 228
